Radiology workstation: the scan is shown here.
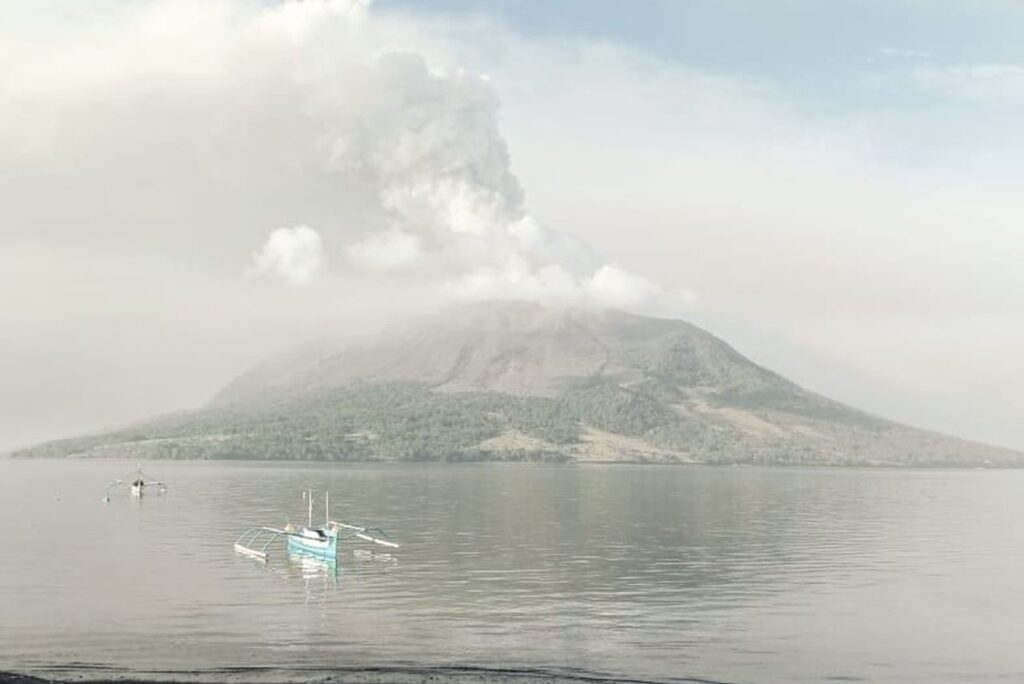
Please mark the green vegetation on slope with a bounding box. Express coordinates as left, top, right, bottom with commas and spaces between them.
14, 381, 721, 462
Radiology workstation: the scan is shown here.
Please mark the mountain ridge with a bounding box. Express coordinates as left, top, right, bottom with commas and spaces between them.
13, 301, 1022, 466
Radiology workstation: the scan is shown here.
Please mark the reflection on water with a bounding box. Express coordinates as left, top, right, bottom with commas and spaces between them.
1, 460, 1023, 684
260, 548, 400, 608
286, 552, 338, 578
283, 553, 338, 608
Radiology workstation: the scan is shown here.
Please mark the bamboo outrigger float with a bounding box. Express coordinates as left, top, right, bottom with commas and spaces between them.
234, 491, 399, 563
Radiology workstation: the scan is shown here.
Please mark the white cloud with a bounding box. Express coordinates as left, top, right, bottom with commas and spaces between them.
252, 225, 325, 285
445, 258, 664, 310
911, 62, 1024, 104
583, 265, 660, 310
877, 47, 931, 61
446, 257, 587, 305
864, 58, 1024, 107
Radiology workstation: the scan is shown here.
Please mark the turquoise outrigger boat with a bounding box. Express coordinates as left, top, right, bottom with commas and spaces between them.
234, 491, 399, 563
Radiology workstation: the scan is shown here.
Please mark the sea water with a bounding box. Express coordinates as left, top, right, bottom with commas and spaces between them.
1, 459, 1022, 684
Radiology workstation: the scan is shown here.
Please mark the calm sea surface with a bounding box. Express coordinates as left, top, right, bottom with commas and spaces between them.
0, 460, 1022, 684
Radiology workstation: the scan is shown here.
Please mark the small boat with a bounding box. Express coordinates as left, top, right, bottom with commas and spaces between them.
128, 464, 166, 497
283, 491, 337, 559
103, 463, 166, 501
234, 490, 399, 563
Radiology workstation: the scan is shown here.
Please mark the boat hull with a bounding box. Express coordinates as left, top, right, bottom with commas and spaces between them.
287, 531, 337, 559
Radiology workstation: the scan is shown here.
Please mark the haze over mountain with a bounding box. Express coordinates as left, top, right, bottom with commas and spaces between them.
15, 301, 1021, 466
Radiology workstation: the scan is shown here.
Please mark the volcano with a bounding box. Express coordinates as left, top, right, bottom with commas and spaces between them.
16, 301, 1021, 466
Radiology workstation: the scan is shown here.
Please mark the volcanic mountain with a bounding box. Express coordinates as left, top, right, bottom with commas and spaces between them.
15, 301, 1021, 465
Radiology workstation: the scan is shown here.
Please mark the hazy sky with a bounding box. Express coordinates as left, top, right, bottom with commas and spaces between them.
2, 0, 1023, 452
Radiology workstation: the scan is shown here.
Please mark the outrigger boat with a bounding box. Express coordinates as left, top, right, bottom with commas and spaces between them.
130, 463, 166, 497
234, 491, 399, 563
103, 463, 166, 501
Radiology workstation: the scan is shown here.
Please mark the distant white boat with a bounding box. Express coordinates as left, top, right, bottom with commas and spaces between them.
105, 463, 166, 500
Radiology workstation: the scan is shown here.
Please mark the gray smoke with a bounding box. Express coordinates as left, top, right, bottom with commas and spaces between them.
0, 0, 662, 310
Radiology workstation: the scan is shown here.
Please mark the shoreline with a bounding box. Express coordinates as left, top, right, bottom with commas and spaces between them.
0, 668, 711, 684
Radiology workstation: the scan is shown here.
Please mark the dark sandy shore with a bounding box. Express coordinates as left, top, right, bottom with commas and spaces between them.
0, 669, 726, 684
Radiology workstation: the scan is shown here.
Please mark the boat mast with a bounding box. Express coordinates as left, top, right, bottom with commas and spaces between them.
307, 490, 312, 528
325, 490, 329, 527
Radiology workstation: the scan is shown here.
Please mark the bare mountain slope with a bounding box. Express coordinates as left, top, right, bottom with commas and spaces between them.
15, 302, 1022, 465
218, 302, 796, 404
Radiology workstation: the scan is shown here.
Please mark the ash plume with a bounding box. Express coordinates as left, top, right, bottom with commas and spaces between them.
3, 0, 669, 310
251, 0, 664, 308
